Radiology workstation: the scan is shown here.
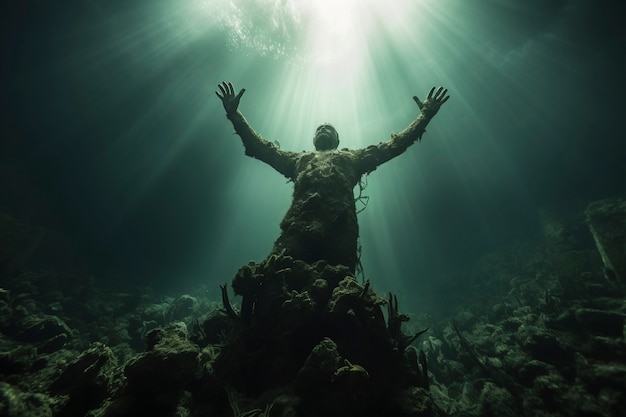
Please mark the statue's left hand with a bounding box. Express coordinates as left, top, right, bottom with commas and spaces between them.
216, 81, 245, 114
413, 87, 449, 118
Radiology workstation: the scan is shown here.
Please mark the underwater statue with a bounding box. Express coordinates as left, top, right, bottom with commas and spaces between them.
216, 81, 449, 273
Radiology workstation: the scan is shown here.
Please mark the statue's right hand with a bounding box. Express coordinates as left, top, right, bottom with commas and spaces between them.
215, 81, 245, 114
413, 86, 449, 118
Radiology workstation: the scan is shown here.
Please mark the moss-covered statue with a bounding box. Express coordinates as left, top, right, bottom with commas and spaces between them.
216, 81, 449, 273
211, 82, 451, 416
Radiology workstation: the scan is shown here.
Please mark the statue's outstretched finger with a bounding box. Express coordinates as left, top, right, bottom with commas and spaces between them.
413, 95, 423, 109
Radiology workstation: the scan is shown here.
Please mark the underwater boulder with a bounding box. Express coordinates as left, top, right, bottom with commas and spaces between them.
49, 342, 119, 417
124, 322, 200, 396
168, 294, 198, 321
0, 381, 59, 417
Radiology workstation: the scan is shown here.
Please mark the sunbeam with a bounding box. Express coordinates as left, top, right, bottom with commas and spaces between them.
93, 0, 548, 285
7, 0, 621, 293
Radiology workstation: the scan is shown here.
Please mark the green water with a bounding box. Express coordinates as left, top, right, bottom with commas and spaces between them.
2, 0, 623, 300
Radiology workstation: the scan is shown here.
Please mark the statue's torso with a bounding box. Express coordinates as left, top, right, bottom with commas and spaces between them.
291, 150, 361, 218
273, 150, 361, 268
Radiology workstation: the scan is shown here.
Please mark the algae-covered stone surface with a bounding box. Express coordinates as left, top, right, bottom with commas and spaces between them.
1, 199, 625, 416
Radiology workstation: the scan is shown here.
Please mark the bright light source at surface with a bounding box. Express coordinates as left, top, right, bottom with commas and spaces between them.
190, 0, 419, 65
187, 0, 436, 150
299, 0, 370, 75
189, 0, 424, 88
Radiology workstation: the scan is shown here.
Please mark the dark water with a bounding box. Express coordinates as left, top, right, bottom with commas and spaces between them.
2, 0, 624, 302
1, 2, 625, 416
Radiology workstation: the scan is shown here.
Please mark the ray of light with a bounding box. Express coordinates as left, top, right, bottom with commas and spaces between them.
74, 0, 558, 288
181, 0, 534, 283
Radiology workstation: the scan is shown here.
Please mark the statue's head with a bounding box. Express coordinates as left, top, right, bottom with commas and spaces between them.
313, 123, 339, 151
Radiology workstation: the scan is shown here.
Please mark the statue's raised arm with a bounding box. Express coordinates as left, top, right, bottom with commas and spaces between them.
355, 86, 450, 175
216, 81, 297, 180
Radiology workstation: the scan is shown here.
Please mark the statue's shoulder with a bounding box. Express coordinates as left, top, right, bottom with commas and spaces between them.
294, 151, 315, 164
338, 147, 367, 160
334, 148, 361, 158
